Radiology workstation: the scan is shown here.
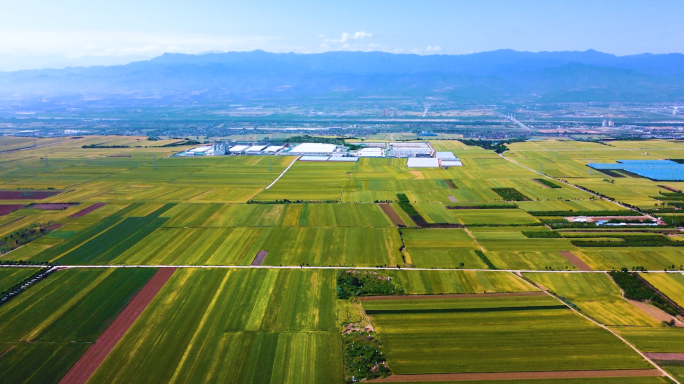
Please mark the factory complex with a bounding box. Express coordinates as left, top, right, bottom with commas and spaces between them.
175, 141, 461, 167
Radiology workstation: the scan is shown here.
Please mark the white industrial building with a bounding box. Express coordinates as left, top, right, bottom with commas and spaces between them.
229, 145, 249, 153
299, 156, 330, 161
388, 142, 434, 158
440, 160, 463, 167
263, 146, 284, 153
288, 143, 338, 155
299, 156, 358, 162
407, 158, 440, 167
436, 151, 457, 159
356, 148, 384, 157
245, 145, 267, 153
183, 146, 216, 156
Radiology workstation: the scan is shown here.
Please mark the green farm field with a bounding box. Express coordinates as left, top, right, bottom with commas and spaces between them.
0, 268, 155, 384
524, 272, 662, 326
363, 294, 650, 374
89, 268, 342, 384
1, 137, 684, 383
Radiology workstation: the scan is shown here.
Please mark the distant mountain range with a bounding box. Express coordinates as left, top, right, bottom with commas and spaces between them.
2, 50, 684, 103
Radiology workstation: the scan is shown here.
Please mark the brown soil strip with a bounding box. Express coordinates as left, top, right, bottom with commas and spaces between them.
29, 203, 79, 210
359, 292, 546, 302
0, 205, 25, 216
71, 203, 106, 218
658, 185, 682, 193
558, 251, 593, 271
0, 345, 14, 359
645, 353, 684, 361
447, 195, 457, 202
251, 250, 269, 266
626, 299, 683, 326
378, 203, 406, 227
45, 224, 64, 232
0, 190, 62, 200
59, 268, 176, 384
370, 370, 662, 382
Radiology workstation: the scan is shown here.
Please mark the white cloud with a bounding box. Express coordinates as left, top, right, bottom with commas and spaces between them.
321, 31, 372, 45
0, 30, 281, 57
426, 45, 442, 52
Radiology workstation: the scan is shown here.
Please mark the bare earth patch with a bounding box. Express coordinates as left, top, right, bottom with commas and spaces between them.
369, 370, 662, 382
251, 250, 269, 266
70, 203, 106, 218
626, 299, 683, 326
0, 204, 25, 216
59, 268, 176, 384
645, 352, 684, 361
359, 292, 546, 302
378, 203, 406, 227
558, 251, 594, 271
447, 195, 457, 202
29, 203, 79, 210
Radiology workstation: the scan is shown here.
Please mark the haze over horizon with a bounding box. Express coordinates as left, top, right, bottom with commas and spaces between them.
2, 0, 683, 71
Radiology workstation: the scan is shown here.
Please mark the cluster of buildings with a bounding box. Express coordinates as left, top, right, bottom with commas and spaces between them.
175, 140, 461, 167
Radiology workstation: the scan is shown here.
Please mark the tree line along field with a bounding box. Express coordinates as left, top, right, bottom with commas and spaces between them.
3, 136, 684, 383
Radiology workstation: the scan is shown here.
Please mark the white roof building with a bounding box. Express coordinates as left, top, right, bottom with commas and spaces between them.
357, 148, 384, 157
229, 145, 249, 153
299, 156, 330, 161
436, 151, 457, 159
289, 143, 338, 155
440, 160, 463, 167
188, 146, 213, 153
245, 145, 267, 152
407, 158, 440, 168
264, 146, 284, 153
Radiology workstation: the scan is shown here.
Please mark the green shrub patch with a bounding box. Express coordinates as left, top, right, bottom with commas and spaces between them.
491, 188, 532, 201
534, 178, 562, 188
337, 271, 404, 299
522, 231, 562, 238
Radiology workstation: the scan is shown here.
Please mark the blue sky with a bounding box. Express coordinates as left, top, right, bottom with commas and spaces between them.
2, 0, 683, 58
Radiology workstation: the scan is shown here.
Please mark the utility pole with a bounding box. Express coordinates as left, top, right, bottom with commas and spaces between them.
269, 158, 272, 171
540, 163, 543, 173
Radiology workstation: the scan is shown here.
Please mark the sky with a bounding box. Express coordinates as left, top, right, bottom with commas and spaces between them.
1, 0, 683, 63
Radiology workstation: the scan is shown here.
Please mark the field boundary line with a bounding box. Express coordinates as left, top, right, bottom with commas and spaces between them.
462, 225, 486, 252
264, 156, 299, 190
59, 267, 177, 384
359, 292, 546, 301
23, 268, 116, 341
498, 153, 633, 212
540, 284, 680, 383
